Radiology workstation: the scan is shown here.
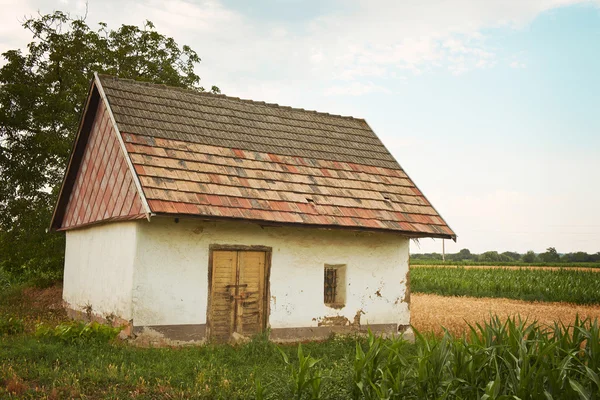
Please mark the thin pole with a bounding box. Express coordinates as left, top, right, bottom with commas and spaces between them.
442, 239, 445, 263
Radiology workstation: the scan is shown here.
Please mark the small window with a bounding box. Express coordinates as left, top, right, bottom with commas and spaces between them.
324, 268, 337, 303
324, 264, 346, 308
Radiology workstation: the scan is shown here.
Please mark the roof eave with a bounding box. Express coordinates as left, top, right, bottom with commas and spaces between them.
360, 120, 457, 241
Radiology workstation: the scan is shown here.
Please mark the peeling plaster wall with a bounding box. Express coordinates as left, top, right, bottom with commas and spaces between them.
132, 218, 410, 330
132, 219, 211, 327
63, 222, 137, 320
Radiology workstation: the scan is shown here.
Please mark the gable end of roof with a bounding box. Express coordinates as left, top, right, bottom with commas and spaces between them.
49, 74, 152, 231
49, 79, 100, 231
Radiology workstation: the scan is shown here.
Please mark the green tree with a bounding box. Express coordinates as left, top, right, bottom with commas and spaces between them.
457, 248, 472, 260
571, 252, 591, 263
0, 11, 217, 281
522, 251, 537, 263
539, 247, 560, 263
501, 251, 520, 261
478, 251, 500, 262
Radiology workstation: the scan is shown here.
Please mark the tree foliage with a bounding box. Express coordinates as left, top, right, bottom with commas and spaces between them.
539, 247, 560, 263
522, 251, 537, 263
457, 248, 472, 260
0, 11, 215, 281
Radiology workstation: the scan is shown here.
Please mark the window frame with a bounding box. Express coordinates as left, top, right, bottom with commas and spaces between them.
324, 264, 346, 309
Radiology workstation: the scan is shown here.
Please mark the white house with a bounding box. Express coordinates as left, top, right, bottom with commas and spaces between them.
50, 74, 455, 343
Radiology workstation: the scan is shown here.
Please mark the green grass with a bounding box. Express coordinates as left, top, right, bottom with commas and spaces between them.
411, 259, 600, 267
411, 266, 600, 304
0, 332, 358, 399
0, 284, 357, 399
2, 317, 600, 399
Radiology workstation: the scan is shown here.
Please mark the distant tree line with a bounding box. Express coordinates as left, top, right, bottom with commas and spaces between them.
411, 247, 600, 264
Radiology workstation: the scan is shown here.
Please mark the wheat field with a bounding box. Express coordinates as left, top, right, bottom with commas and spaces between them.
411, 292, 600, 336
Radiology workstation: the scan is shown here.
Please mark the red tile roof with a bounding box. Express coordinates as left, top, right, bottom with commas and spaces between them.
51, 74, 455, 239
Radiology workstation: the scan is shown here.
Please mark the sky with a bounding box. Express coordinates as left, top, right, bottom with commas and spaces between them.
1, 0, 599, 254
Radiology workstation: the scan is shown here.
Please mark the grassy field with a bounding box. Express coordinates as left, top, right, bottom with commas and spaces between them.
1, 332, 356, 399
2, 279, 600, 398
411, 266, 600, 304
2, 314, 600, 399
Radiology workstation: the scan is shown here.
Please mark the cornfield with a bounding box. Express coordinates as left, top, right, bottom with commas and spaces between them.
411, 267, 600, 304
350, 316, 600, 399
271, 316, 600, 399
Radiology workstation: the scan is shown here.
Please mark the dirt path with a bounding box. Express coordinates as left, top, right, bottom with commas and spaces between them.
412, 264, 600, 272
411, 293, 600, 336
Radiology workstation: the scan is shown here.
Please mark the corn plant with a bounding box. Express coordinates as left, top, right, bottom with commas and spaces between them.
278, 344, 323, 399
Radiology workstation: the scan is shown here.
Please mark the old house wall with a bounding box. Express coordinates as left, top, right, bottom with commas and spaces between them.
63, 222, 138, 321
132, 218, 410, 341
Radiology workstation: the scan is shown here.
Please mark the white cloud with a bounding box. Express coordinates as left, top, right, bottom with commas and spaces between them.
293, 0, 595, 81
324, 81, 390, 96
131, 0, 241, 33
335, 65, 387, 81
3, 0, 597, 94
32, 0, 592, 99
510, 60, 527, 68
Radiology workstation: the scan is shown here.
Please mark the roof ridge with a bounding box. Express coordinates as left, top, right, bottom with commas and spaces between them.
96, 74, 365, 122
105, 86, 374, 134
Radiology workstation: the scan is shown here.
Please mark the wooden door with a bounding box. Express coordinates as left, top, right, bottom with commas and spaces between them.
209, 251, 237, 341
209, 250, 267, 341
237, 251, 266, 335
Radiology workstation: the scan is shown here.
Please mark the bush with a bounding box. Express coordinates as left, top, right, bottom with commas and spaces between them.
0, 315, 25, 335
35, 321, 122, 344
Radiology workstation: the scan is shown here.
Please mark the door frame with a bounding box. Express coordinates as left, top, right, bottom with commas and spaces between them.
206, 244, 272, 340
